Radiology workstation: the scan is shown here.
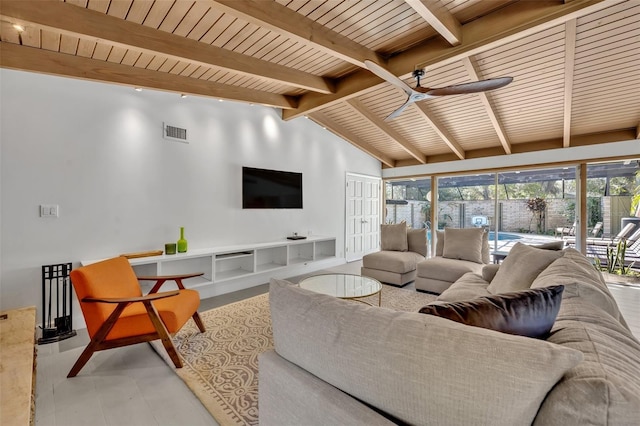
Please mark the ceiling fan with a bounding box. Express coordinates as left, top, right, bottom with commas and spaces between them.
364, 60, 513, 120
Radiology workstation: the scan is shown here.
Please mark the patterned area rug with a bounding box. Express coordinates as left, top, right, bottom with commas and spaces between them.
172, 284, 437, 426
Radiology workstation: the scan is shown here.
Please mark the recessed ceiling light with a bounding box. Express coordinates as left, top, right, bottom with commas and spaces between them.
12, 24, 25, 32
180, 94, 187, 98
134, 87, 142, 92
219, 99, 224, 102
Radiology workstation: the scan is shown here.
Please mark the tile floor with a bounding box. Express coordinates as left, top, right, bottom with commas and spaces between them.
34, 262, 640, 426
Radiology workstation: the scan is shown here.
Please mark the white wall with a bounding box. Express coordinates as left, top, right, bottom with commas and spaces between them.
0, 69, 381, 314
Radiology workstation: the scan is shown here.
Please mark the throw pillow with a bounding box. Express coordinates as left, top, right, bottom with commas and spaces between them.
419, 285, 565, 339
443, 227, 485, 264
487, 242, 563, 294
532, 241, 565, 250
380, 222, 408, 251
407, 228, 427, 256
482, 264, 500, 282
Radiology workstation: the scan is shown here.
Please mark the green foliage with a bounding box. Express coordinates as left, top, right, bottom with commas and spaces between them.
525, 197, 547, 233
421, 202, 431, 226
631, 170, 640, 216
595, 239, 635, 275
437, 204, 456, 228
587, 197, 603, 227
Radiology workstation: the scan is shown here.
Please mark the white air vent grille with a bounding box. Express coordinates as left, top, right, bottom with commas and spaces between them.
163, 122, 189, 143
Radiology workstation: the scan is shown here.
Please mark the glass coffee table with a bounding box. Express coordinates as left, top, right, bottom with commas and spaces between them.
298, 273, 383, 306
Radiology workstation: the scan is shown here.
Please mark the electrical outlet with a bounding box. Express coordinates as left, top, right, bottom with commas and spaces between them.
40, 204, 59, 218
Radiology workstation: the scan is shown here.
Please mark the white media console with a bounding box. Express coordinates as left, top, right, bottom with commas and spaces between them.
82, 236, 338, 299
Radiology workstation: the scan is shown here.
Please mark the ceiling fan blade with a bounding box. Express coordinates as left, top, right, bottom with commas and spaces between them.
385, 98, 414, 120
364, 60, 415, 97
427, 77, 513, 96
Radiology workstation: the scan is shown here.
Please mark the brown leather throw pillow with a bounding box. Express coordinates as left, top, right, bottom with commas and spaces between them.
418, 285, 565, 339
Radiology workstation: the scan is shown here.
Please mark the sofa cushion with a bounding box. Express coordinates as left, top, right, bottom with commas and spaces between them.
435, 272, 491, 302
362, 250, 424, 274
481, 229, 490, 264
380, 223, 407, 251
531, 240, 565, 250
534, 298, 640, 425
438, 229, 489, 262
269, 279, 582, 426
407, 228, 427, 257
531, 248, 626, 327
417, 257, 484, 284
419, 285, 564, 339
487, 242, 562, 294
481, 263, 500, 282
443, 227, 485, 263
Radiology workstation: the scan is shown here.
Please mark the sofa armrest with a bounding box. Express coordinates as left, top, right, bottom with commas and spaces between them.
482, 264, 500, 282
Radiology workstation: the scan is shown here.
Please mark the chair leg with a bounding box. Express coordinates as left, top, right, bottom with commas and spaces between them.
143, 301, 183, 368
192, 312, 206, 333
67, 340, 99, 378
68, 303, 130, 378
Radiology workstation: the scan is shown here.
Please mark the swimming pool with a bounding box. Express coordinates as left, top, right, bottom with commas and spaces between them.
488, 231, 522, 241
427, 230, 522, 241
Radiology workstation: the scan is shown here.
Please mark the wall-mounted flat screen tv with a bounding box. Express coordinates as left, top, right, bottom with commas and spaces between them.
242, 167, 303, 209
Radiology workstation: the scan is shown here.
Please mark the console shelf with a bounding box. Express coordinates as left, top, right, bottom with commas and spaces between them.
82, 236, 337, 293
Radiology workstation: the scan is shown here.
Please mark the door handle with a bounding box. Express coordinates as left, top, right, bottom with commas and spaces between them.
361, 220, 368, 223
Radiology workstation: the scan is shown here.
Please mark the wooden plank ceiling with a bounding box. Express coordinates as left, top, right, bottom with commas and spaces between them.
1, 0, 638, 169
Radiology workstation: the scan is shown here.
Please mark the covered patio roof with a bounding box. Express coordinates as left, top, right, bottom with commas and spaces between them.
388, 161, 639, 190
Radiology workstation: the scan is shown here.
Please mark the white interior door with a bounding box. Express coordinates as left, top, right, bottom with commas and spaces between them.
346, 173, 381, 262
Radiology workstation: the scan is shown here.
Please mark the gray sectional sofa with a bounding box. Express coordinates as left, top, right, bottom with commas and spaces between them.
361, 223, 427, 287
415, 227, 490, 294
260, 243, 640, 425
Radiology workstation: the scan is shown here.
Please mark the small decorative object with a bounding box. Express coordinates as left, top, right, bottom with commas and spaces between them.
120, 250, 164, 259
177, 226, 188, 253
165, 243, 177, 255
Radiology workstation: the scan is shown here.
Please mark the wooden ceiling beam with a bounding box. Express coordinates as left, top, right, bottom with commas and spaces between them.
0, 43, 297, 109
309, 112, 395, 167
0, 0, 334, 94
563, 19, 577, 148
208, 0, 383, 68
283, 0, 619, 120
462, 57, 511, 155
346, 99, 427, 164
414, 104, 466, 160
404, 0, 462, 46
400, 0, 618, 73
389, 128, 637, 167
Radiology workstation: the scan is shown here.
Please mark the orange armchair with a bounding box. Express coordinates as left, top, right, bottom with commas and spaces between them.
67, 256, 205, 377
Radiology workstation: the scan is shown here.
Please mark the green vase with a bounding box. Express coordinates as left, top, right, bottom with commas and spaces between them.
177, 227, 188, 253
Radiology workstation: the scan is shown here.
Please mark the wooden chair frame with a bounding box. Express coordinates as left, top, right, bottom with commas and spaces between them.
67, 273, 206, 378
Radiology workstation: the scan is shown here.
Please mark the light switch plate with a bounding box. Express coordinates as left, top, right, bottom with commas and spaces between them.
40, 204, 59, 217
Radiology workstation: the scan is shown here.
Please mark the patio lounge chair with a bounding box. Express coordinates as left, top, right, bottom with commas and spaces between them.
590, 222, 604, 238
583, 227, 640, 266
554, 222, 575, 238
564, 222, 635, 247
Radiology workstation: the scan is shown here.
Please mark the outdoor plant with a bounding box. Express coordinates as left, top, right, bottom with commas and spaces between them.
631, 169, 640, 217
594, 239, 635, 275
525, 197, 547, 234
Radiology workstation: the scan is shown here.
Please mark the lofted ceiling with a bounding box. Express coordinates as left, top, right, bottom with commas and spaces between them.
1, 0, 639, 169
